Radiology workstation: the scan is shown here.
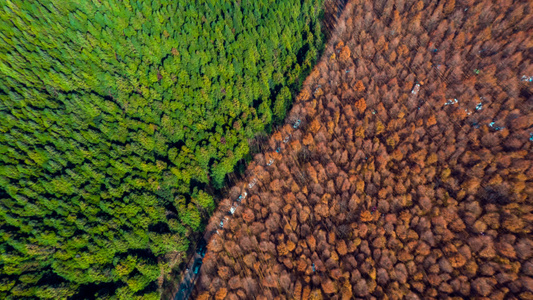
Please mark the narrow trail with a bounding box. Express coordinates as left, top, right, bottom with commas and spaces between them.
170, 113, 305, 300
168, 1, 352, 299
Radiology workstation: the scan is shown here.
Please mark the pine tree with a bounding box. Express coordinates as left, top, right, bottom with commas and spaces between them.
0, 0, 326, 298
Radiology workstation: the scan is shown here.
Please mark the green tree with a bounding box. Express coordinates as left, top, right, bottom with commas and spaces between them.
0, 0, 325, 298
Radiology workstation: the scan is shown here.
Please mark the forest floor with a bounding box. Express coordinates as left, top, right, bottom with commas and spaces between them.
193, 0, 533, 299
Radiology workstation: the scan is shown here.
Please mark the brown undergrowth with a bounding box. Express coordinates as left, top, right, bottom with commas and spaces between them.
193, 0, 533, 299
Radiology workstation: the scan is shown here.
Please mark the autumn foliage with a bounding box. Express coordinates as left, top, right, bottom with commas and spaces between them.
194, 0, 533, 299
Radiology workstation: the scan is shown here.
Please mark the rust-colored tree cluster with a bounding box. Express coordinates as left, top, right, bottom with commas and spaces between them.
195, 0, 533, 298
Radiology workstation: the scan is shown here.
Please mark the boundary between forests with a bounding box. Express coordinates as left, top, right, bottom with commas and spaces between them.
166, 1, 351, 299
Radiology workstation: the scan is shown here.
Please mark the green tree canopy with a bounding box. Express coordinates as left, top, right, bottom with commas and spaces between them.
0, 0, 324, 298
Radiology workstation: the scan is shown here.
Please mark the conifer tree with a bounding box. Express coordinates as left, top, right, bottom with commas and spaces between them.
0, 0, 325, 298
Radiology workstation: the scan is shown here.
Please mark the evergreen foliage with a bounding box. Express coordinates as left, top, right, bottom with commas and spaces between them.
0, 0, 324, 298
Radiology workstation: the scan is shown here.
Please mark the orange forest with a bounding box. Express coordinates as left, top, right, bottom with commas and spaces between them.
193, 0, 533, 299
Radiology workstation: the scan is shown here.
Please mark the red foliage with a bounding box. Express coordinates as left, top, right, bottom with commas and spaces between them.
193, 1, 533, 299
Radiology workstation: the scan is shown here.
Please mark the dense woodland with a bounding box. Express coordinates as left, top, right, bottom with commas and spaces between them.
0, 0, 326, 299
195, 0, 533, 299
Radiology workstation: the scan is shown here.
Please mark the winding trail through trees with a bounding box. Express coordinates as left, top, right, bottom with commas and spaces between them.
168, 1, 353, 298
170, 113, 302, 299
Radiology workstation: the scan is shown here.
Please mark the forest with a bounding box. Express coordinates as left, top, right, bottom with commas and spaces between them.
0, 0, 325, 299
193, 0, 533, 299
1, 0, 533, 299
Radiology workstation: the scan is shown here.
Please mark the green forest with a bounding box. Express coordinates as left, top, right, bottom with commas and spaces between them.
0, 0, 325, 298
